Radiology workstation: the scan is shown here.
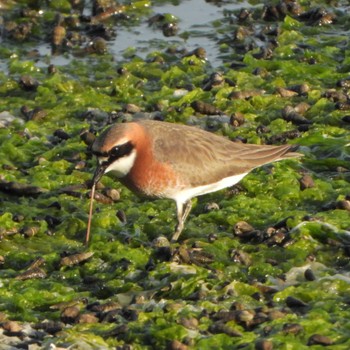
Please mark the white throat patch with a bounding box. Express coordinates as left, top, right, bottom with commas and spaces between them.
102, 149, 137, 178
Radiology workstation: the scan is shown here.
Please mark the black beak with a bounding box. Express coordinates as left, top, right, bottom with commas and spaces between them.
91, 162, 108, 186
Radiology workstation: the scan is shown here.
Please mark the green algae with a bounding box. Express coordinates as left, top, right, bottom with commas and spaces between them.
0, 0, 349, 348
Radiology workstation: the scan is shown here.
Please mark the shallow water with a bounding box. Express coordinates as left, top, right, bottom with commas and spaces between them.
110, 0, 251, 66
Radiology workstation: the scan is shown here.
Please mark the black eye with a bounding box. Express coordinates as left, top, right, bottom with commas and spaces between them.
108, 141, 134, 161
110, 146, 122, 158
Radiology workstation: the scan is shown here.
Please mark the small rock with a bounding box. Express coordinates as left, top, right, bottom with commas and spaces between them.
19, 75, 39, 91
80, 130, 96, 146
299, 174, 314, 190
2, 320, 23, 334
103, 187, 120, 201
308, 334, 333, 346
123, 103, 141, 114
268, 310, 286, 320
304, 268, 316, 281
167, 340, 188, 350
204, 202, 220, 212
230, 112, 245, 126
234, 221, 255, 236
282, 323, 304, 335
285, 296, 308, 308
116, 209, 127, 223
255, 339, 273, 350
336, 200, 350, 212
77, 313, 99, 323
61, 306, 80, 324
179, 317, 198, 330
236, 310, 255, 323
53, 129, 71, 140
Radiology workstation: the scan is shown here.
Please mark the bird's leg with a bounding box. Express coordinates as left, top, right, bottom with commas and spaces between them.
171, 200, 192, 242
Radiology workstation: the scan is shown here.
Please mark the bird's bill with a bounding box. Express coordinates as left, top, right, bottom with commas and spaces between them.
86, 162, 107, 245
92, 162, 108, 185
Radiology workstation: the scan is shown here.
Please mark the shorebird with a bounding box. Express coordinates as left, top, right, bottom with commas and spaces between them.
85, 120, 301, 244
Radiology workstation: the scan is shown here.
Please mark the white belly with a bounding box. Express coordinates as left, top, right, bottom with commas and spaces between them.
171, 172, 248, 204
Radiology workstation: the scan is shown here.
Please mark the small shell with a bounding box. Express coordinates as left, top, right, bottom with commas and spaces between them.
91, 5, 126, 24
230, 249, 251, 266
255, 339, 273, 350
33, 321, 63, 334
116, 209, 127, 223
179, 317, 198, 330
91, 37, 107, 54
294, 102, 310, 114
21, 226, 40, 238
209, 322, 242, 337
230, 112, 245, 127
299, 174, 314, 190
123, 103, 141, 114
16, 267, 47, 280
336, 200, 350, 212
52, 25, 66, 46
308, 334, 333, 346
167, 340, 189, 350
187, 47, 207, 59
88, 190, 113, 204
162, 22, 178, 37
80, 130, 96, 146
202, 72, 225, 91
282, 106, 312, 125
103, 187, 120, 201
152, 236, 170, 248
233, 221, 255, 236
230, 89, 265, 100
60, 306, 80, 324
190, 101, 222, 115
189, 249, 214, 265
50, 297, 88, 310
27, 257, 45, 270
276, 87, 298, 98
77, 313, 99, 323
60, 252, 94, 267
203, 202, 220, 212
2, 320, 22, 334
53, 129, 70, 140
19, 75, 39, 91
75, 160, 87, 170
30, 108, 47, 121
283, 323, 304, 335
173, 245, 191, 264
285, 296, 308, 308
90, 301, 121, 313
287, 83, 309, 95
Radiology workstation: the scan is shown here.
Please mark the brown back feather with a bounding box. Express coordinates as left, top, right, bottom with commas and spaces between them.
139, 120, 302, 187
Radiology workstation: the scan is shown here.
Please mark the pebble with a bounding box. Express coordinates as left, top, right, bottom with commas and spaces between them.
77, 313, 99, 324
299, 174, 315, 190
60, 306, 80, 324
282, 323, 304, 335
2, 320, 22, 334
308, 334, 333, 346
304, 268, 316, 281
255, 339, 273, 350
285, 296, 308, 308
167, 339, 188, 350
